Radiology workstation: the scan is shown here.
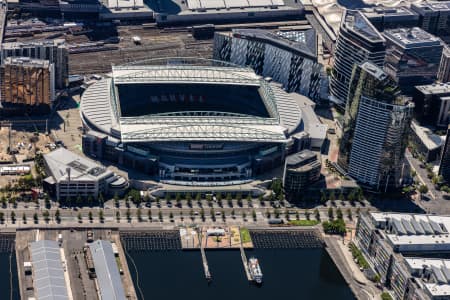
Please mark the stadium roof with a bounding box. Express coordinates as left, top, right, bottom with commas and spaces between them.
30, 240, 69, 300
81, 62, 305, 143
88, 240, 126, 300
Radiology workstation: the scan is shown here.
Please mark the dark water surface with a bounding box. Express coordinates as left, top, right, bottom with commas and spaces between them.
0, 252, 20, 300
127, 248, 355, 300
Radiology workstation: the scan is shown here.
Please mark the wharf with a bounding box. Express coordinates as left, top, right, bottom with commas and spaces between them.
180, 226, 254, 250
15, 229, 138, 300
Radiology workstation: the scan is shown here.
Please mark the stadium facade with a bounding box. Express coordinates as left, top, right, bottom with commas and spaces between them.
80, 59, 326, 186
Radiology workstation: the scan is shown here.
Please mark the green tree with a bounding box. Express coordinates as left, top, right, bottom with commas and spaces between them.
336, 208, 343, 220
127, 208, 131, 221
274, 208, 280, 218
88, 211, 93, 222
418, 185, 429, 195
210, 208, 215, 221
329, 190, 336, 202
43, 210, 50, 222
231, 209, 235, 218
116, 211, 120, 222
78, 213, 82, 223
305, 209, 311, 220
322, 219, 346, 235
328, 207, 334, 220
347, 208, 352, 220
98, 193, 104, 207
22, 212, 27, 224
10, 211, 16, 223
320, 190, 327, 206
200, 208, 205, 221
114, 192, 120, 208
137, 208, 142, 222
55, 209, 61, 223
252, 209, 257, 221
33, 213, 38, 223
169, 212, 174, 221
242, 211, 247, 221
314, 209, 320, 221
98, 210, 104, 222
147, 209, 152, 222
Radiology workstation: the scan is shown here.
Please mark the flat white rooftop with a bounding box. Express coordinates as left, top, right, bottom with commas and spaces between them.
405, 257, 450, 297
370, 212, 450, 251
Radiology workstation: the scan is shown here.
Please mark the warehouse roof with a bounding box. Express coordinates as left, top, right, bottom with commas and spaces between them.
89, 240, 126, 300
30, 240, 69, 300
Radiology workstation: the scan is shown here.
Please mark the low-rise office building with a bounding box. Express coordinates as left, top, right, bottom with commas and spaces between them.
410, 121, 444, 163
362, 6, 420, 32
383, 27, 443, 95
413, 83, 450, 128
283, 150, 321, 197
43, 148, 128, 200
356, 212, 450, 299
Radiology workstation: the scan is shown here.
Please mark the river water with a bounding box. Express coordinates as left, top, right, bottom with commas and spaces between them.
126, 248, 355, 300
0, 252, 20, 300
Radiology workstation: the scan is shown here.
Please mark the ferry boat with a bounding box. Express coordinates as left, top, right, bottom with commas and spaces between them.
248, 257, 263, 284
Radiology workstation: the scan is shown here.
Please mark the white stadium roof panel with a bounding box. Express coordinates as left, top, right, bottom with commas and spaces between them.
187, 0, 202, 9
200, 0, 226, 9
224, 0, 249, 8
247, 0, 273, 7
271, 0, 285, 5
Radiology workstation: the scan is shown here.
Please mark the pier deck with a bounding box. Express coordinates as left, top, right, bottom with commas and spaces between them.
199, 230, 212, 281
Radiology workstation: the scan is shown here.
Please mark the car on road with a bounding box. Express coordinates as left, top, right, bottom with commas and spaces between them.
145, 202, 151, 208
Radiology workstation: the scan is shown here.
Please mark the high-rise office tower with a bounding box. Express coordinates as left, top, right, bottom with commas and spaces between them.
439, 125, 450, 182
383, 27, 443, 95
338, 62, 414, 191
329, 10, 386, 107
438, 46, 450, 83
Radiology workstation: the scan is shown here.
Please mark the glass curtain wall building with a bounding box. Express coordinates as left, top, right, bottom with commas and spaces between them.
329, 10, 386, 107
338, 62, 414, 191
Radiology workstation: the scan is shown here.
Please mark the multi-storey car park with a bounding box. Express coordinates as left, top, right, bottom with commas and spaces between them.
80, 58, 327, 186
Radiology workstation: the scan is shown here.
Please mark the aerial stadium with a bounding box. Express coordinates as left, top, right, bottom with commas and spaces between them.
80, 58, 326, 186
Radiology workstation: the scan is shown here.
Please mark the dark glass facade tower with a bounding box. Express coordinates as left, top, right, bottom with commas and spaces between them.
338, 62, 414, 191
329, 10, 386, 107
